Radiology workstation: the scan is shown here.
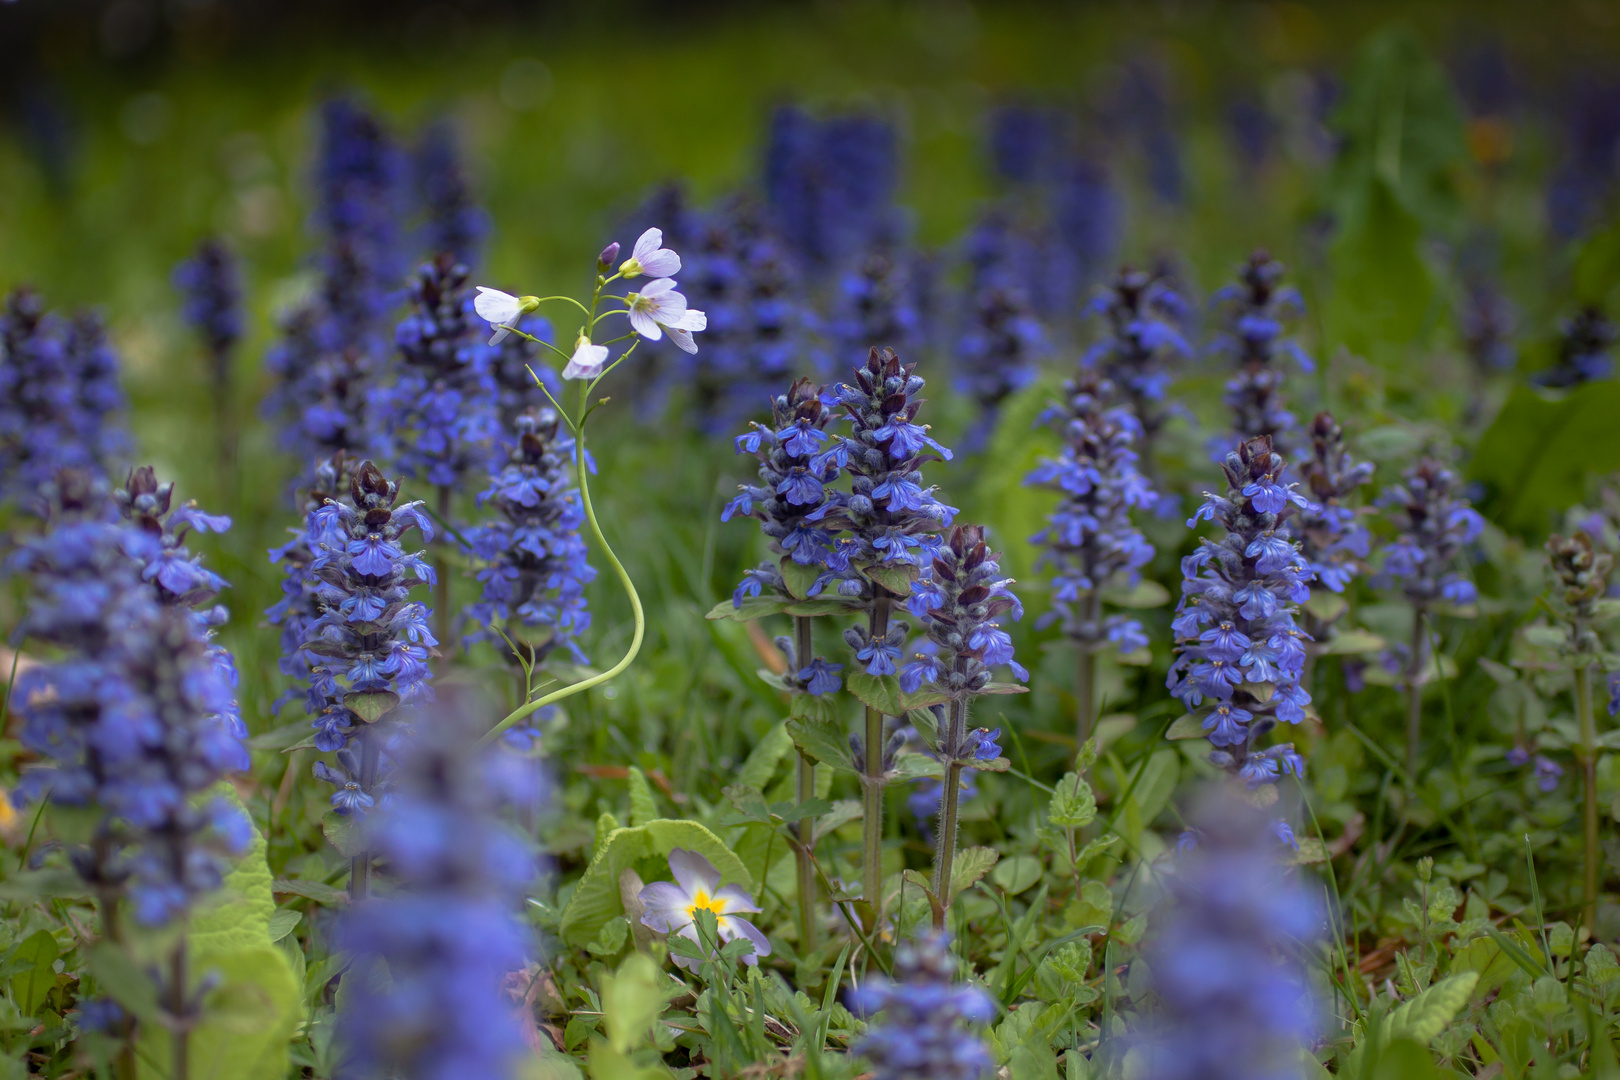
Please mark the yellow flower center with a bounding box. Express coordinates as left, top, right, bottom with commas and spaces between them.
685, 890, 724, 920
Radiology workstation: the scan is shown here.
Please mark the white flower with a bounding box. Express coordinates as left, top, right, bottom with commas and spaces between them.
473, 286, 538, 345
638, 849, 771, 972
625, 279, 707, 356
562, 333, 610, 381
618, 227, 681, 280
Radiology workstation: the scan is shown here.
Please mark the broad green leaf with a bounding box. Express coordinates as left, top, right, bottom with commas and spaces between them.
1323, 629, 1385, 656
266, 909, 302, 944
1323, 175, 1433, 360
1574, 218, 1620, 306
626, 767, 657, 827
1099, 579, 1169, 609
0, 869, 89, 903
860, 562, 917, 596
9, 931, 57, 1017
1369, 1038, 1443, 1080
736, 721, 793, 791
969, 374, 1064, 587
705, 594, 790, 623
811, 800, 862, 845
779, 558, 820, 601
1165, 713, 1206, 740
558, 820, 752, 949
845, 672, 951, 715
720, 784, 773, 826
1302, 591, 1348, 623
889, 753, 944, 782
786, 712, 854, 773
84, 941, 161, 1025
1289, 838, 1329, 865
950, 846, 999, 899
600, 952, 665, 1054
1385, 971, 1478, 1045
140, 787, 299, 1080
1473, 382, 1620, 536
586, 1038, 669, 1080
321, 810, 366, 859
1122, 749, 1179, 844
991, 855, 1044, 896
1048, 772, 1096, 828
271, 879, 348, 907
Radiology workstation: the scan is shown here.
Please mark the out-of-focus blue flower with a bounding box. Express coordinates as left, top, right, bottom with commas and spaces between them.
1534, 306, 1615, 388
850, 933, 994, 1080
1208, 251, 1310, 460
412, 118, 489, 268
956, 211, 1044, 444
1027, 370, 1155, 654
0, 290, 130, 511
1294, 412, 1373, 597
336, 696, 541, 1080
173, 238, 244, 393
376, 255, 498, 489
1376, 458, 1484, 613
1084, 267, 1191, 473
765, 105, 898, 273
1135, 791, 1321, 1080
1168, 437, 1313, 787
10, 470, 249, 926
831, 248, 923, 362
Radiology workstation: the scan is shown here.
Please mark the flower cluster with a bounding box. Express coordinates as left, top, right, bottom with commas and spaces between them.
638, 848, 771, 973
1293, 412, 1373, 595
1083, 268, 1191, 460
1534, 305, 1616, 388
297, 461, 436, 812
1168, 436, 1313, 786
1209, 251, 1311, 457
830, 248, 922, 363
765, 105, 899, 273
813, 346, 957, 613
0, 289, 130, 508
723, 377, 841, 603
1458, 277, 1517, 377
114, 467, 249, 772
412, 118, 488, 268
378, 254, 498, 488
1026, 370, 1156, 654
1378, 458, 1485, 609
900, 525, 1026, 700
172, 237, 244, 391
336, 697, 540, 1080
1138, 792, 1320, 1080
267, 454, 353, 713
463, 408, 595, 669
850, 934, 994, 1080
11, 471, 250, 926
490, 312, 559, 435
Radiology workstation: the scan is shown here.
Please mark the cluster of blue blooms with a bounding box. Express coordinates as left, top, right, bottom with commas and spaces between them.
463, 408, 595, 671
1209, 251, 1311, 458
1084, 268, 1191, 469
900, 525, 1026, 704
1534, 305, 1616, 388
173, 238, 244, 396
829, 248, 923, 368
1378, 458, 1485, 611
956, 212, 1045, 442
1026, 370, 1156, 656
377, 254, 498, 489
1294, 412, 1374, 597
0, 289, 130, 510
851, 934, 994, 1080
1139, 792, 1320, 1080
412, 118, 488, 268
336, 696, 539, 1080
765, 105, 899, 274
11, 471, 250, 926
279, 460, 436, 814
1169, 436, 1313, 787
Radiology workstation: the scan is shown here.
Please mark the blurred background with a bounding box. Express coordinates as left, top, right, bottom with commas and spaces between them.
2, 0, 1619, 750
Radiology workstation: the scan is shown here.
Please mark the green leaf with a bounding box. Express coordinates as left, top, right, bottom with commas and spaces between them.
1385, 971, 1478, 1045
978, 682, 1030, 695
1302, 591, 1349, 623
1099, 579, 1170, 609
950, 846, 999, 898
1574, 218, 1620, 306
1323, 629, 1385, 656
770, 797, 832, 825
779, 558, 821, 601
558, 820, 752, 949
1289, 838, 1329, 865
971, 375, 1064, 588
845, 672, 951, 715
1122, 749, 1179, 845
272, 879, 349, 906
586, 1038, 670, 1080
1324, 174, 1434, 360
9, 930, 57, 1018
705, 594, 790, 623
344, 690, 398, 724
719, 784, 773, 827
0, 867, 89, 902
786, 712, 854, 773
266, 908, 302, 944
860, 562, 917, 596
321, 810, 366, 859
84, 941, 161, 1025
889, 753, 944, 782
140, 785, 300, 1080
811, 800, 862, 845
586, 916, 629, 958
1048, 772, 1096, 828
991, 855, 1044, 896
1165, 713, 1207, 740
600, 952, 666, 1054
1474, 382, 1620, 535
626, 767, 658, 827
736, 721, 793, 791
1369, 1038, 1443, 1080
783, 598, 861, 617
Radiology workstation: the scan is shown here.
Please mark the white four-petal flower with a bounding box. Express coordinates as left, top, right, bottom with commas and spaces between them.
618, 227, 681, 280
625, 278, 707, 355
562, 333, 610, 381
473, 286, 537, 345
637, 848, 771, 972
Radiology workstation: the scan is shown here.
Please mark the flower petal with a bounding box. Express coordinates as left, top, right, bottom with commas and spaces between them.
637, 881, 693, 933
668, 848, 720, 896
712, 883, 761, 915
628, 308, 663, 340
562, 341, 610, 380
719, 915, 772, 964
633, 228, 663, 262
666, 327, 698, 354
474, 286, 522, 324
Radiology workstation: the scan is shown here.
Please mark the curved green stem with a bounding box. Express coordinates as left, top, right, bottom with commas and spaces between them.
478, 384, 645, 747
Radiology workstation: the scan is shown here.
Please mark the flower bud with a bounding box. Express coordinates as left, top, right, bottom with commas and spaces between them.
597, 241, 621, 270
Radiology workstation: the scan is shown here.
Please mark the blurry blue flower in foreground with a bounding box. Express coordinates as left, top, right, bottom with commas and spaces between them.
850, 933, 994, 1080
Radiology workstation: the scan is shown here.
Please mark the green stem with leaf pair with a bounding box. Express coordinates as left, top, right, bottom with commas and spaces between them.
860, 593, 893, 930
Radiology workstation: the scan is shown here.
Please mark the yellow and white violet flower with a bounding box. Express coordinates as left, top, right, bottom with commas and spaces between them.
638, 848, 771, 971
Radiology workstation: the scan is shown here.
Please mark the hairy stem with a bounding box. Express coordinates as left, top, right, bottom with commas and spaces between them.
350, 726, 379, 900
931, 697, 969, 931
1076, 595, 1098, 761
169, 937, 189, 1080
861, 594, 892, 927
479, 395, 645, 746
1576, 655, 1600, 940
1405, 605, 1426, 781
793, 615, 818, 954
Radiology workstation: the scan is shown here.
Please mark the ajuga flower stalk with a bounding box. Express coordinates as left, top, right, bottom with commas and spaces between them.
851, 933, 994, 1080
1294, 413, 1373, 684
173, 238, 244, 462
1084, 268, 1191, 487
1209, 252, 1311, 458
900, 525, 1024, 923
1026, 370, 1156, 752
1534, 305, 1615, 388
1169, 436, 1313, 789
412, 118, 489, 268
1377, 458, 1484, 776
1545, 531, 1614, 939
336, 696, 539, 1080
